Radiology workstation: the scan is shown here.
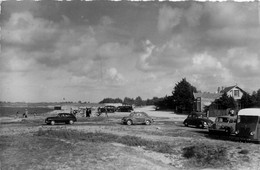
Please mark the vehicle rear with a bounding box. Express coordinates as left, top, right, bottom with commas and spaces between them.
235, 108, 260, 143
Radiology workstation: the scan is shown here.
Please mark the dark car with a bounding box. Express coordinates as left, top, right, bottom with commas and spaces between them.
97, 106, 116, 113
208, 115, 237, 135
45, 113, 77, 125
183, 112, 213, 128
121, 111, 154, 125
117, 105, 133, 112
105, 105, 117, 113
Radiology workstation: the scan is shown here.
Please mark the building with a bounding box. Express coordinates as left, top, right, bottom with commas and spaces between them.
220, 85, 245, 109
194, 85, 245, 112
194, 92, 222, 112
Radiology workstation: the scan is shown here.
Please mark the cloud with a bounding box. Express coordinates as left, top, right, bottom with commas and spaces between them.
2, 12, 61, 52
225, 48, 260, 77
158, 5, 183, 33
104, 67, 126, 86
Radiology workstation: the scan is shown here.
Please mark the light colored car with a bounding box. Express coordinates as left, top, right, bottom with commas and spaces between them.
208, 115, 236, 135
121, 112, 154, 125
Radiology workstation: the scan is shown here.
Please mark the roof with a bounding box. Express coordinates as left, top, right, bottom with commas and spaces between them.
220, 85, 245, 94
193, 92, 222, 100
238, 108, 260, 116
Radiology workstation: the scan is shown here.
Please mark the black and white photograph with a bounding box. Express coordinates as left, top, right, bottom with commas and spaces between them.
1, 0, 260, 169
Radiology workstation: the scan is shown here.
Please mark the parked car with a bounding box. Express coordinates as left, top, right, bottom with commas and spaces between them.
235, 108, 260, 143
45, 113, 77, 125
208, 115, 237, 135
104, 105, 117, 113
183, 112, 213, 128
121, 111, 154, 125
117, 105, 133, 112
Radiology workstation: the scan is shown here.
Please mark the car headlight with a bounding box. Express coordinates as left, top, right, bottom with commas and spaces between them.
250, 131, 255, 136
235, 130, 239, 135
203, 122, 207, 125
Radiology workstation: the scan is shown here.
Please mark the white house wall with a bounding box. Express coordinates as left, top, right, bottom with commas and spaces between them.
227, 87, 243, 100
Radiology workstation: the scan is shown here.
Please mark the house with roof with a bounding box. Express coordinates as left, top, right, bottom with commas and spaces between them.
194, 92, 222, 112
194, 85, 245, 113
220, 85, 245, 109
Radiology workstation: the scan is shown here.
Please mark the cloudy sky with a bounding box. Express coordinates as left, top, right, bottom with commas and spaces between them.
1, 1, 260, 102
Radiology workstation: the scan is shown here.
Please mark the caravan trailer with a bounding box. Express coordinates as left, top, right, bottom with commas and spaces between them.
235, 108, 260, 143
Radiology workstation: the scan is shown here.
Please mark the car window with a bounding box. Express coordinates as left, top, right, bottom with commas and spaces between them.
229, 119, 234, 123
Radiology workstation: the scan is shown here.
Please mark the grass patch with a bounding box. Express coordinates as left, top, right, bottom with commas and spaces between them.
182, 143, 229, 168
36, 128, 174, 154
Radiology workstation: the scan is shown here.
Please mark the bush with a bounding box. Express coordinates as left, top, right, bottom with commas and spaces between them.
182, 143, 228, 168
36, 129, 174, 154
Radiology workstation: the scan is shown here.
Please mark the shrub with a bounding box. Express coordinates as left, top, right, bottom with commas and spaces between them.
238, 149, 249, 155
182, 143, 228, 168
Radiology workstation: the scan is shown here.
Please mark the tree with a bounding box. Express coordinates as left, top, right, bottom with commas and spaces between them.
99, 98, 123, 104
214, 92, 236, 109
154, 95, 174, 110
172, 78, 197, 113
134, 96, 143, 106
241, 92, 254, 108
123, 97, 135, 105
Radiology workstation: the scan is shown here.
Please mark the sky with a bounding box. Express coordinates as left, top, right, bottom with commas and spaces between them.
1, 1, 260, 103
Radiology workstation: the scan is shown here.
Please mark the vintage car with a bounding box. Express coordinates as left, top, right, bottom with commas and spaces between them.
45, 113, 77, 125
121, 111, 154, 125
97, 106, 116, 113
183, 112, 213, 128
117, 105, 133, 112
208, 115, 237, 135
235, 108, 260, 143
104, 105, 117, 113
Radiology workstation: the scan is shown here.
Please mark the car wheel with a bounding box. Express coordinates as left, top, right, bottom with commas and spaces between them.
145, 120, 151, 125
225, 128, 231, 135
69, 120, 74, 125
198, 123, 204, 128
126, 120, 132, 125
51, 121, 55, 125
184, 122, 188, 127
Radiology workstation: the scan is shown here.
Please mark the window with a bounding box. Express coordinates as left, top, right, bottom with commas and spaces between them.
234, 90, 239, 97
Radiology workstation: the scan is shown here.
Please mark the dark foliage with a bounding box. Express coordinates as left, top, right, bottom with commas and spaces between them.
172, 78, 197, 113
213, 92, 236, 110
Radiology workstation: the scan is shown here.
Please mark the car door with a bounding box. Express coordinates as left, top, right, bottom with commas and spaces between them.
135, 113, 144, 124
190, 114, 198, 126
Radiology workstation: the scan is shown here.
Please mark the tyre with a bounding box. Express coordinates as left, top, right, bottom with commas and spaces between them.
51, 121, 55, 125
198, 123, 204, 128
69, 120, 74, 125
145, 120, 151, 125
126, 120, 132, 125
225, 128, 231, 135
184, 122, 188, 127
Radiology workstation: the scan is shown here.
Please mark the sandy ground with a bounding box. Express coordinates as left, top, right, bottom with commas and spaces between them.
1, 106, 260, 170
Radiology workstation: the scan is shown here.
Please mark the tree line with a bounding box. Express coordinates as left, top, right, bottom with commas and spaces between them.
99, 96, 160, 106
99, 78, 260, 112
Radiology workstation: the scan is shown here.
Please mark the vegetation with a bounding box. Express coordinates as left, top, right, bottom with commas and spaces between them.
155, 78, 197, 113
36, 129, 174, 154
241, 89, 260, 108
182, 143, 229, 168
211, 92, 236, 110
99, 96, 160, 106
172, 78, 197, 113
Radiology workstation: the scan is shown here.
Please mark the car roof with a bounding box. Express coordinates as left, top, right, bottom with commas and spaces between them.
238, 108, 260, 116
190, 112, 206, 115
217, 115, 236, 119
